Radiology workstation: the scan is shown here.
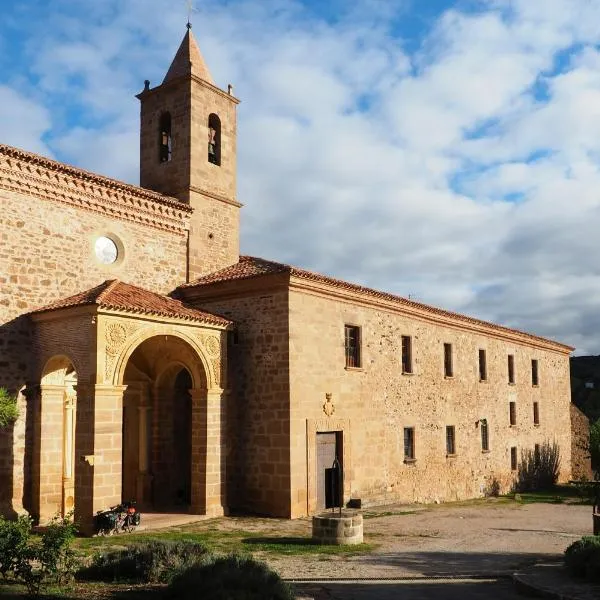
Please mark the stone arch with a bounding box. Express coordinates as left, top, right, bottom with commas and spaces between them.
36, 355, 79, 522
111, 326, 216, 391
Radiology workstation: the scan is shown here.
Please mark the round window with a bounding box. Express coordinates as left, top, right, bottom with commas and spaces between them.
95, 236, 119, 265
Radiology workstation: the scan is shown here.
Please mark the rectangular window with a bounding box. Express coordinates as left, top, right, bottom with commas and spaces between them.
478, 349, 487, 381
534, 443, 541, 466
401, 335, 413, 374
481, 419, 489, 452
344, 325, 361, 368
511, 446, 518, 470
444, 343, 453, 377
404, 427, 415, 461
509, 401, 517, 426
533, 401, 540, 425
446, 425, 456, 455
508, 354, 515, 384
531, 359, 539, 386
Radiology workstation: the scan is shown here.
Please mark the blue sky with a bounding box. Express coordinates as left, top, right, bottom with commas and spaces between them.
2, 0, 600, 353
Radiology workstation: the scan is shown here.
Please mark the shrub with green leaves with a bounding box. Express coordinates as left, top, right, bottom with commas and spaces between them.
0, 515, 31, 580
564, 536, 600, 581
78, 540, 209, 584
167, 554, 294, 600
515, 440, 561, 492
0, 387, 19, 428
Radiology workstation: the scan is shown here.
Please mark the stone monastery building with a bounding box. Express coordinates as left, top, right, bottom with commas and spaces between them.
0, 27, 578, 532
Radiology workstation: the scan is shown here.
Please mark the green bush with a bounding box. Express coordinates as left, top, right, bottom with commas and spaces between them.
0, 388, 19, 428
515, 440, 561, 492
78, 540, 209, 584
167, 554, 294, 600
564, 536, 600, 581
0, 513, 78, 596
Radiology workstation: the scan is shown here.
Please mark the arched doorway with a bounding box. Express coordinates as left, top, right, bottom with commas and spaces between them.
37, 356, 78, 521
121, 335, 206, 511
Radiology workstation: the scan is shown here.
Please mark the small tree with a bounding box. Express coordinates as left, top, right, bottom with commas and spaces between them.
0, 388, 19, 428
590, 418, 600, 479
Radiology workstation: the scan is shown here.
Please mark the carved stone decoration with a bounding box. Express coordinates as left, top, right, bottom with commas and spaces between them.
323, 393, 335, 417
211, 358, 221, 386
103, 320, 142, 383
204, 335, 221, 357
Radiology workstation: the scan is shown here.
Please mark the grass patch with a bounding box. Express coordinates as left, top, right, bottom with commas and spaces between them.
509, 485, 592, 505
362, 510, 417, 519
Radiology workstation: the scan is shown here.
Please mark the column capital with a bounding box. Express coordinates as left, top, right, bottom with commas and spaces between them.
94, 384, 128, 397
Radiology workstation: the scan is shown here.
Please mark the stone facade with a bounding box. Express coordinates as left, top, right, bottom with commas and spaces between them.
570, 404, 593, 480
0, 26, 579, 528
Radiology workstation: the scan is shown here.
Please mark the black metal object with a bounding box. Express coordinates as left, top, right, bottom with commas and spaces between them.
325, 457, 343, 515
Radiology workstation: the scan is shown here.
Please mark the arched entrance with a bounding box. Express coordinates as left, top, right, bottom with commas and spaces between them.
121, 335, 207, 511
36, 356, 78, 521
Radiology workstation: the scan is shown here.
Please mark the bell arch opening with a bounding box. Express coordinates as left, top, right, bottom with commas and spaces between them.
121, 335, 208, 511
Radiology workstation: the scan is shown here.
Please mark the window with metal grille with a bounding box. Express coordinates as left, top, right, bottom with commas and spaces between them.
446, 425, 456, 455
344, 325, 361, 368
444, 343, 453, 377
509, 401, 516, 426
401, 335, 412, 374
481, 419, 489, 451
533, 401, 540, 425
531, 359, 539, 386
404, 427, 415, 460
511, 446, 518, 470
478, 349, 487, 381
508, 354, 515, 384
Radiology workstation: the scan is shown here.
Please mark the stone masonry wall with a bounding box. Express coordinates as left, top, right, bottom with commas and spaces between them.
288, 287, 573, 517
570, 403, 593, 480
190, 286, 292, 517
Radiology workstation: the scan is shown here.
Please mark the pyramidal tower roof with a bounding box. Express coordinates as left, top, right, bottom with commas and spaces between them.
163, 26, 214, 85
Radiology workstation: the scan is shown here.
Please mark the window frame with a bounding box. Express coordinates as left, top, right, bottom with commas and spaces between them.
159, 112, 172, 163
481, 419, 490, 452
510, 446, 518, 471
533, 401, 540, 426
403, 427, 416, 462
344, 324, 361, 369
446, 425, 456, 456
401, 335, 413, 374
478, 348, 487, 382
509, 401, 517, 426
444, 343, 453, 378
508, 354, 515, 384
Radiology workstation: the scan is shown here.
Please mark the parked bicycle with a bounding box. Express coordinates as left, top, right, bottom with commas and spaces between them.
93, 500, 141, 536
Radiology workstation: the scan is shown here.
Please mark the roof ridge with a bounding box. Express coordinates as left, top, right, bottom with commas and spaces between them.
96, 279, 121, 303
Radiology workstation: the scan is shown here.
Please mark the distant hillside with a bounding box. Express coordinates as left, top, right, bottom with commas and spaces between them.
571, 355, 600, 423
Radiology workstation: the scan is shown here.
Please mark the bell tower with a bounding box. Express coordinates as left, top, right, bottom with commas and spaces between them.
137, 25, 241, 280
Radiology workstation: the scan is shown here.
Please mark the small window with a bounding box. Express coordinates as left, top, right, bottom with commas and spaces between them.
481, 419, 489, 452
509, 401, 517, 426
533, 401, 540, 425
401, 335, 413, 374
404, 427, 415, 461
531, 359, 539, 386
208, 113, 221, 166
534, 443, 541, 466
446, 425, 456, 455
511, 446, 518, 470
478, 349, 487, 382
444, 343, 453, 377
159, 112, 172, 162
508, 354, 515, 384
344, 325, 361, 368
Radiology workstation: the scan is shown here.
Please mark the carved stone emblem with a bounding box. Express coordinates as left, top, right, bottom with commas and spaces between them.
204, 335, 221, 357
323, 393, 335, 417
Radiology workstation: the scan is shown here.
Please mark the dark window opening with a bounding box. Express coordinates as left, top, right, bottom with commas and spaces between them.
159, 112, 172, 163
208, 113, 221, 166
446, 425, 456, 455
481, 419, 489, 452
401, 335, 413, 374
344, 325, 361, 368
511, 446, 518, 471
444, 343, 453, 377
509, 401, 517, 426
534, 443, 541, 466
404, 427, 415, 460
533, 401, 540, 425
532, 359, 539, 386
479, 349, 487, 381
508, 354, 515, 384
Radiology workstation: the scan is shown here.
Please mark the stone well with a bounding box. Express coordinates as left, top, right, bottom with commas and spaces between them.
312, 510, 363, 545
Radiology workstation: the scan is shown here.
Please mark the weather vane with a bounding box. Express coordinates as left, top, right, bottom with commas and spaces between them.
186, 0, 196, 29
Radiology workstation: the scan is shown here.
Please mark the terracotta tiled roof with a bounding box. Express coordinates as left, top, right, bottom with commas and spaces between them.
30, 280, 230, 326
163, 28, 214, 84
181, 256, 574, 351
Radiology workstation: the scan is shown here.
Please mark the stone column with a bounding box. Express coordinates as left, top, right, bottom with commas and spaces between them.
62, 392, 76, 515
36, 384, 65, 522
74, 384, 126, 534
190, 388, 227, 516
136, 404, 153, 507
